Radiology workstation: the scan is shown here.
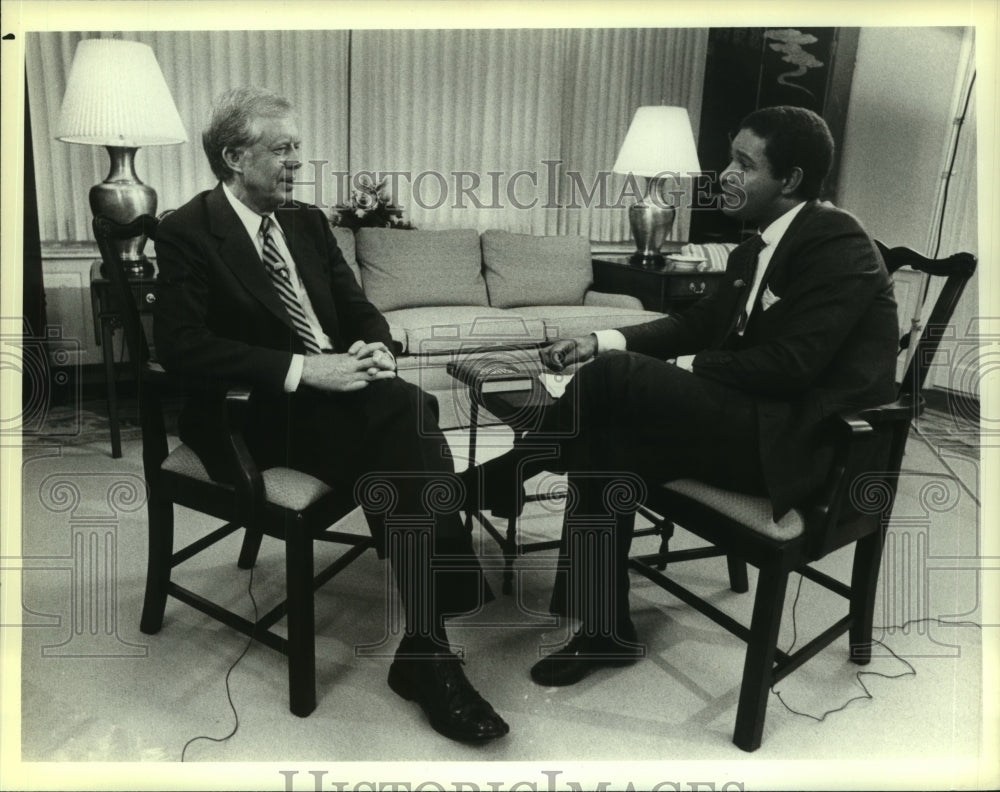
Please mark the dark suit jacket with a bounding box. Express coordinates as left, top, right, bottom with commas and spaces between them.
153, 183, 393, 466
621, 200, 899, 518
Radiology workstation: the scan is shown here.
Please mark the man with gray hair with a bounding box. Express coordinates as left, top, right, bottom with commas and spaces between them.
154, 87, 508, 743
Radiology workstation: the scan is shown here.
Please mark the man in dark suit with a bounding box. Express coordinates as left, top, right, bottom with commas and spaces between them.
153, 87, 508, 743
470, 105, 899, 686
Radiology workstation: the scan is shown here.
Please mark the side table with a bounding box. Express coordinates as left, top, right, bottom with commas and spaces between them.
89, 260, 158, 458
591, 254, 725, 313
448, 359, 670, 595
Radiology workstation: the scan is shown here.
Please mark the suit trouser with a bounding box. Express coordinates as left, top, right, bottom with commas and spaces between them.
242, 377, 491, 636
486, 351, 767, 633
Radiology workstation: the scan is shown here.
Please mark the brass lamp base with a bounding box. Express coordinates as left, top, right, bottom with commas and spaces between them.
628, 203, 676, 268
90, 146, 157, 277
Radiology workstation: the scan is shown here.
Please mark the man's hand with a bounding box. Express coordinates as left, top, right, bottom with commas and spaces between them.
540, 334, 598, 372
301, 352, 396, 392
348, 340, 397, 372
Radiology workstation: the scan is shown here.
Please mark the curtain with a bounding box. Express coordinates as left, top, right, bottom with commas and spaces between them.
350, 28, 708, 239
23, 75, 47, 403
349, 29, 568, 234
556, 28, 707, 240
26, 30, 350, 242
27, 28, 706, 243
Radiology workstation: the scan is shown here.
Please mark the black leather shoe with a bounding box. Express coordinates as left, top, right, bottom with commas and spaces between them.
388, 652, 510, 743
530, 625, 644, 687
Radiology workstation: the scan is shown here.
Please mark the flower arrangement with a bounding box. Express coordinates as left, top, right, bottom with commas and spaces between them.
331, 174, 415, 230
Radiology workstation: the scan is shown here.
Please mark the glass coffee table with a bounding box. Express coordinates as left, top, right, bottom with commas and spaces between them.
447, 355, 562, 595
447, 356, 670, 595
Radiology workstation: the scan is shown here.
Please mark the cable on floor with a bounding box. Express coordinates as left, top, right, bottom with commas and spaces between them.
783, 573, 805, 654
180, 566, 258, 762
772, 637, 916, 724
772, 576, 980, 724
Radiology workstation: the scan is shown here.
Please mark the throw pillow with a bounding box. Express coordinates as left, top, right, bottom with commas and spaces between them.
356, 228, 489, 312
481, 229, 592, 308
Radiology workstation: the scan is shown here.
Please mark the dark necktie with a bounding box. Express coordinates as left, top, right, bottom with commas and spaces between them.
734, 234, 766, 335
260, 216, 323, 354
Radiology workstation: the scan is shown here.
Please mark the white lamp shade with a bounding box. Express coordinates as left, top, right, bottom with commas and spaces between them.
612, 106, 701, 177
56, 38, 188, 147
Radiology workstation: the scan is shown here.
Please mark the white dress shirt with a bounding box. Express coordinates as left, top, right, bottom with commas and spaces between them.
593, 201, 806, 371
222, 183, 333, 391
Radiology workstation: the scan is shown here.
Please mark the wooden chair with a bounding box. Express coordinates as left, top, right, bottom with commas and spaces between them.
629, 242, 976, 750
875, 241, 978, 399
93, 214, 377, 717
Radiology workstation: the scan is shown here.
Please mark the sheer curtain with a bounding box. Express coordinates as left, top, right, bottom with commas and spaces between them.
350, 28, 708, 239
349, 29, 569, 233
555, 28, 707, 240
28, 28, 706, 243
26, 30, 350, 242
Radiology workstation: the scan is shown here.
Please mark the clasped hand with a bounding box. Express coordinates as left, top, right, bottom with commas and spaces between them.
539, 334, 597, 372
300, 340, 396, 392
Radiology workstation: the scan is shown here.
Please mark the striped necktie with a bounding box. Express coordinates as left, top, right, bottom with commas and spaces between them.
260, 216, 323, 354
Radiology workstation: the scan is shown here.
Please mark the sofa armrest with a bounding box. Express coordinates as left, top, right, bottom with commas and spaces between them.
584, 290, 644, 310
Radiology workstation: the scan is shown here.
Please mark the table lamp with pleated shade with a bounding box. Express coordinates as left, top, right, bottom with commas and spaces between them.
612, 106, 701, 267
56, 38, 187, 272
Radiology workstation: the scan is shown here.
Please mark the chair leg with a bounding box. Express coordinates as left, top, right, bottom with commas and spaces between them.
285, 522, 316, 717
655, 520, 674, 571
849, 529, 887, 665
727, 556, 749, 593
733, 561, 790, 752
238, 526, 265, 569
502, 516, 516, 595
140, 495, 174, 634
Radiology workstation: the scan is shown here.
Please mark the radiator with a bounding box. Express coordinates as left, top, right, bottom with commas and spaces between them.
41, 245, 104, 367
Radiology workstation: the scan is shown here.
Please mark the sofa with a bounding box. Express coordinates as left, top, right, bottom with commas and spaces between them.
331, 226, 664, 425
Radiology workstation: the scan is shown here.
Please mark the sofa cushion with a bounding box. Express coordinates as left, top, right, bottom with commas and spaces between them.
583, 290, 644, 310
514, 305, 661, 341
481, 230, 592, 308
384, 305, 546, 354
331, 226, 362, 285
356, 228, 488, 312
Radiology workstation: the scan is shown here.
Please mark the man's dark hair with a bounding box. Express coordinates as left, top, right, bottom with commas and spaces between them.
738, 105, 835, 200
202, 87, 294, 182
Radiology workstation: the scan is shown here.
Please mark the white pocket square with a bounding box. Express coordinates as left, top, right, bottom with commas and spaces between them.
761, 286, 781, 311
